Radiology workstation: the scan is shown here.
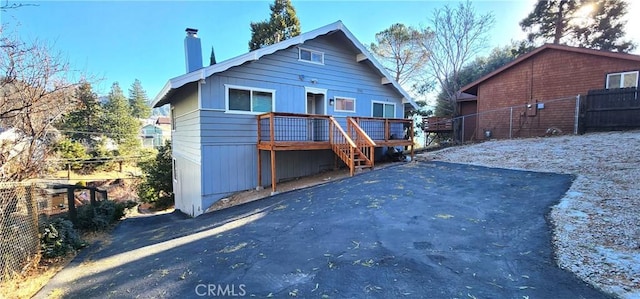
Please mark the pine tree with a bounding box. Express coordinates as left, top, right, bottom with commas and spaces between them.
128, 79, 151, 119
102, 82, 140, 154
58, 82, 103, 147
520, 0, 635, 52
369, 23, 431, 87
248, 0, 301, 51
209, 47, 217, 65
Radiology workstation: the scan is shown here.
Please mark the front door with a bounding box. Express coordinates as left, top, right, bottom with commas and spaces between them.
306, 92, 325, 115
305, 88, 326, 141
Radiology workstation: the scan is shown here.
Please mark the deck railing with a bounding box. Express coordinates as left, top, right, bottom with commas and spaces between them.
423, 116, 452, 133
350, 116, 414, 143
258, 112, 330, 144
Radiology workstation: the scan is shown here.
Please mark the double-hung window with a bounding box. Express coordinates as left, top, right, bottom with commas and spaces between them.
372, 101, 395, 118
299, 48, 324, 64
606, 71, 639, 89
334, 97, 355, 113
226, 85, 274, 113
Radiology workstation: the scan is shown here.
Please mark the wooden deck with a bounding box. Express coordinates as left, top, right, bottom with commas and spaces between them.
423, 116, 453, 133
257, 113, 414, 150
257, 112, 414, 193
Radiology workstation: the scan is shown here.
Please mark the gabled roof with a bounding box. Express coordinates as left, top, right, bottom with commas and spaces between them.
460, 44, 640, 96
152, 21, 417, 109
155, 116, 171, 125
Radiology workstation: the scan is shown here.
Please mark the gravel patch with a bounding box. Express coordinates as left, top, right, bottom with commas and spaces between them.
418, 130, 640, 298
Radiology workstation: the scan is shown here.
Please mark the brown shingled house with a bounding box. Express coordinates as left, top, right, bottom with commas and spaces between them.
458, 44, 640, 140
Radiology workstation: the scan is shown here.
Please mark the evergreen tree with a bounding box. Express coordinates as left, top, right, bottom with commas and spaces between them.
102, 82, 140, 154
128, 79, 151, 119
53, 138, 89, 171
137, 141, 174, 209
209, 47, 217, 65
433, 45, 518, 116
520, 0, 635, 52
248, 0, 301, 51
58, 82, 103, 147
369, 23, 431, 87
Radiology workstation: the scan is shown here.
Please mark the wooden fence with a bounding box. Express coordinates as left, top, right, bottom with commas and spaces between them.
581, 87, 640, 132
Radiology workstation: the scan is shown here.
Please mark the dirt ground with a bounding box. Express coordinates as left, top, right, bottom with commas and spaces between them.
418, 130, 640, 298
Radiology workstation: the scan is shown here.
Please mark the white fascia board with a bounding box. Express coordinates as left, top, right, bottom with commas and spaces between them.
152, 81, 173, 108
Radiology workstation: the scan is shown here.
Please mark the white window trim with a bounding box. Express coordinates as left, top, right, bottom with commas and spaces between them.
172, 158, 177, 182
606, 71, 639, 89
304, 87, 327, 115
371, 100, 396, 118
298, 47, 324, 65
170, 107, 176, 131
333, 96, 356, 113
225, 84, 276, 115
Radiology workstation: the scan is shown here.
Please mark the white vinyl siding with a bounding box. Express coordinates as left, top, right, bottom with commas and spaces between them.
334, 96, 355, 113
225, 85, 275, 114
606, 71, 639, 89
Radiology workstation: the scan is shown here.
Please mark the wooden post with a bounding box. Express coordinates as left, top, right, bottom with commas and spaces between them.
270, 150, 277, 194
119, 161, 123, 173
67, 163, 71, 180
269, 114, 277, 194
409, 119, 415, 160
385, 119, 390, 141
67, 186, 77, 225
349, 147, 354, 176
90, 188, 97, 206
257, 115, 262, 189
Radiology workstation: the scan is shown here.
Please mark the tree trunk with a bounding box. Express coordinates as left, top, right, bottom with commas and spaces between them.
554, 0, 567, 44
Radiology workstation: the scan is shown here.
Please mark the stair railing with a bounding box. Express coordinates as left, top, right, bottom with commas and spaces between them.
329, 117, 357, 176
346, 118, 376, 169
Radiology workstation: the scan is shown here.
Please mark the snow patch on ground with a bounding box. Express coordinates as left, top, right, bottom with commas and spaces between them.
419, 130, 640, 298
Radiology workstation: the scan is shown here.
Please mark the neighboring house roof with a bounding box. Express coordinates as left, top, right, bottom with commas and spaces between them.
460, 44, 640, 96
152, 20, 418, 109
156, 116, 171, 125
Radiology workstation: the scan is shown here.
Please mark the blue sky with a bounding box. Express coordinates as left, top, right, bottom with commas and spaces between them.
3, 0, 639, 101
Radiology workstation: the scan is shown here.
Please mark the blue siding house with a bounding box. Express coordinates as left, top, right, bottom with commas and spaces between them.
153, 21, 418, 217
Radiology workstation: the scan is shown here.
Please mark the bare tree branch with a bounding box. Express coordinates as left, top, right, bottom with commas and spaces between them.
421, 0, 494, 142
1, 26, 82, 182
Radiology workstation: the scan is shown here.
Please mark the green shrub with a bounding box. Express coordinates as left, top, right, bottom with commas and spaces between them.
75, 200, 135, 231
40, 218, 86, 258
137, 141, 174, 210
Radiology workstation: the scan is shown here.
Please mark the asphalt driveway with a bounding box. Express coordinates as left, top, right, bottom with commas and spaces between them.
36, 161, 610, 298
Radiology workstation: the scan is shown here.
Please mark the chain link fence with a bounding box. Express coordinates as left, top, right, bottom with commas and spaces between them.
465, 95, 580, 141
0, 182, 41, 280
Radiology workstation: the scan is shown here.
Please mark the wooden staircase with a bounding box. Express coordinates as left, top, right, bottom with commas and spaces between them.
329, 117, 376, 176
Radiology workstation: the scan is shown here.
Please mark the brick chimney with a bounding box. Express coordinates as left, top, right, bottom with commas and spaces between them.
184, 28, 203, 73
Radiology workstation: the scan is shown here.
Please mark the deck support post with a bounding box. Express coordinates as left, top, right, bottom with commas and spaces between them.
270, 150, 277, 194
257, 149, 262, 189
410, 119, 415, 160
257, 115, 262, 190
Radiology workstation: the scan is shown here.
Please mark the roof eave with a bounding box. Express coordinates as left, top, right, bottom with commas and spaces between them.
152, 20, 419, 110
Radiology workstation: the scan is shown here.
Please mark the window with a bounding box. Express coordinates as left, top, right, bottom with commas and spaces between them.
172, 158, 177, 181
334, 97, 355, 113
372, 102, 395, 118
226, 85, 275, 113
606, 71, 639, 89
299, 48, 324, 64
